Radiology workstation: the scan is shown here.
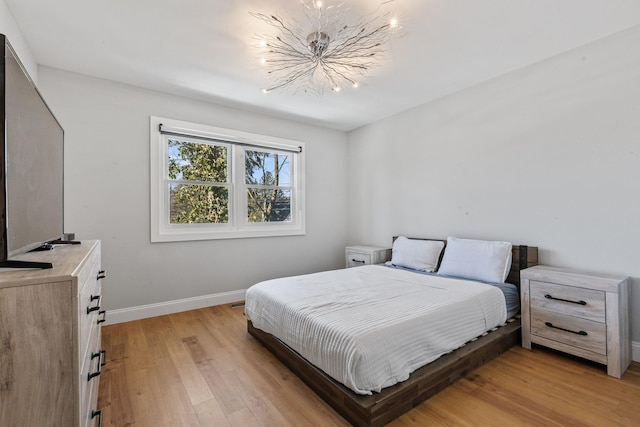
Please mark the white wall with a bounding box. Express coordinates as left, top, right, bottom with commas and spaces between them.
0, 0, 37, 82
37, 67, 348, 317
347, 26, 640, 343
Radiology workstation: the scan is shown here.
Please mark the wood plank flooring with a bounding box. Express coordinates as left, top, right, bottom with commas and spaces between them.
98, 304, 640, 426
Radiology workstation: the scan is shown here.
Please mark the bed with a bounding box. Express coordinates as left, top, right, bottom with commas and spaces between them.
246, 237, 538, 426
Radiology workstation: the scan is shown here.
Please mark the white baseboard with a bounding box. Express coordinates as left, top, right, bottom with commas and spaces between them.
633, 341, 640, 363
103, 289, 247, 325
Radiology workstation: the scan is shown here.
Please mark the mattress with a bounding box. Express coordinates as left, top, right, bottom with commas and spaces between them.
245, 265, 508, 395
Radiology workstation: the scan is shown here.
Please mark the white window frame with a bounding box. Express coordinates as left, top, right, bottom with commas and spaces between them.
150, 116, 305, 242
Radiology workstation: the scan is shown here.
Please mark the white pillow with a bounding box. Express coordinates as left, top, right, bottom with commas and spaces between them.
437, 237, 512, 283
389, 236, 445, 272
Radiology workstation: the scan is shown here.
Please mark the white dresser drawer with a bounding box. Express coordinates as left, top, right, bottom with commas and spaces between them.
84, 375, 101, 427
76, 246, 100, 297
530, 280, 605, 323
80, 327, 103, 427
531, 307, 606, 355
78, 265, 103, 366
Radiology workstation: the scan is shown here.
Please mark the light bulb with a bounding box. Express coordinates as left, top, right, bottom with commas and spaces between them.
390, 17, 398, 28
260, 57, 267, 65
352, 82, 359, 89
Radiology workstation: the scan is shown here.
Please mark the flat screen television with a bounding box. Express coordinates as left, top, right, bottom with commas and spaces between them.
0, 34, 65, 269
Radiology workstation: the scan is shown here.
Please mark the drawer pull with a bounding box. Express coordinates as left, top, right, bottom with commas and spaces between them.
544, 294, 587, 305
87, 351, 106, 381
88, 350, 107, 381
97, 310, 107, 324
545, 321, 588, 336
97, 270, 106, 280
92, 409, 103, 427
351, 259, 366, 264
87, 295, 101, 314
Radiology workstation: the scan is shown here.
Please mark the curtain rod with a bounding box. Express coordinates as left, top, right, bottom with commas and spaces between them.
159, 124, 302, 153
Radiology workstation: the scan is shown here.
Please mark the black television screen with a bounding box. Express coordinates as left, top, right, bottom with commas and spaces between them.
0, 35, 64, 263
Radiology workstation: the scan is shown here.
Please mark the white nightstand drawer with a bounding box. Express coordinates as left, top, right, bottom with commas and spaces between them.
345, 245, 391, 268
347, 252, 372, 267
530, 280, 605, 323
531, 307, 606, 355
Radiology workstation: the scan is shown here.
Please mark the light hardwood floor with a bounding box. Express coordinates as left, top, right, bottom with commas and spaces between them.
98, 304, 640, 426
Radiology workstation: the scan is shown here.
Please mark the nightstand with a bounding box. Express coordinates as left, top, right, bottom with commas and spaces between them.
345, 245, 391, 268
520, 265, 630, 378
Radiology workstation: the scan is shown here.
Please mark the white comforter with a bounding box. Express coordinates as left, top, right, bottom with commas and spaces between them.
245, 265, 507, 395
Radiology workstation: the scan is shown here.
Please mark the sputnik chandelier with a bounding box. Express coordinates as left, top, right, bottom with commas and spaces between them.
251, 1, 400, 95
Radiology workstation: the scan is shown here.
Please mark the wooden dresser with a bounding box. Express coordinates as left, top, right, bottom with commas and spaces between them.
0, 240, 106, 426
520, 265, 630, 378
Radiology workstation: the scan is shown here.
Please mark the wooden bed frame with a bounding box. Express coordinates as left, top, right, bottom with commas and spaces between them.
247, 242, 538, 427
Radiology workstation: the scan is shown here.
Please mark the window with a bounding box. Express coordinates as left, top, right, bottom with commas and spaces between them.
150, 117, 305, 242
168, 138, 230, 225
245, 150, 293, 223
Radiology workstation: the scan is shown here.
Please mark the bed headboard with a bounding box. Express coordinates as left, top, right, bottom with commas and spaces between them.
392, 236, 538, 289
506, 245, 538, 288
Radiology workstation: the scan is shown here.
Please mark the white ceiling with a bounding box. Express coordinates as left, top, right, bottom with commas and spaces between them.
7, 0, 640, 131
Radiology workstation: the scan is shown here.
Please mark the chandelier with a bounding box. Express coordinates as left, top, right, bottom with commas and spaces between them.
251, 1, 400, 95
